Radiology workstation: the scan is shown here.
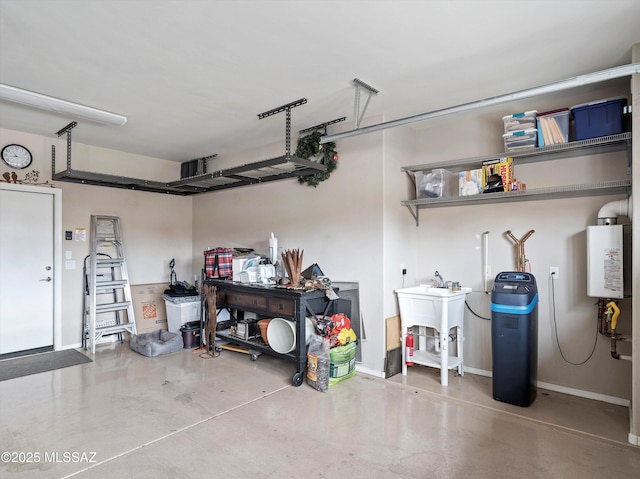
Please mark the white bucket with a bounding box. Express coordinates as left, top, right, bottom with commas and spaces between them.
267, 317, 317, 354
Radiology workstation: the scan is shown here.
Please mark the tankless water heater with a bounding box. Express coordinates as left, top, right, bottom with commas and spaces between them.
586, 225, 623, 299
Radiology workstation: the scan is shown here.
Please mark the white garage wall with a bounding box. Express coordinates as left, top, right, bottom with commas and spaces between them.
0, 128, 193, 348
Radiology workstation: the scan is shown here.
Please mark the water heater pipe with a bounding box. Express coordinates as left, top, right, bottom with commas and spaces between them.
609, 300, 631, 361
597, 195, 633, 225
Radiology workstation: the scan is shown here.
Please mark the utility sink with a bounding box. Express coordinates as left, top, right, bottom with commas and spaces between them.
394, 284, 471, 386
395, 284, 472, 297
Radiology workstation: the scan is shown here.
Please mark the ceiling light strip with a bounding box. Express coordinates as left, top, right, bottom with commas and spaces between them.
320, 63, 640, 144
0, 84, 127, 126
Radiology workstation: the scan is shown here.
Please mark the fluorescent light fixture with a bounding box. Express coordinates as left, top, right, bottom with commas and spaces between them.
320, 63, 640, 144
0, 83, 127, 126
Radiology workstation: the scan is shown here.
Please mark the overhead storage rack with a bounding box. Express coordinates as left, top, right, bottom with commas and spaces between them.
51, 99, 333, 196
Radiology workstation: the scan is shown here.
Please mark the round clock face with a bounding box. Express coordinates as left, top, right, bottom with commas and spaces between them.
2, 144, 33, 169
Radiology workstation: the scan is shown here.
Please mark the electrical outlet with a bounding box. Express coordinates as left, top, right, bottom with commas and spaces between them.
401, 263, 407, 275
550, 266, 559, 279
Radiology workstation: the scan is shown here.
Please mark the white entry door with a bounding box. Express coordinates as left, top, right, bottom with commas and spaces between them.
0, 186, 55, 355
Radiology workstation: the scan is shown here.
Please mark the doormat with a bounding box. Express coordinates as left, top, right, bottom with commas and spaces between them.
0, 349, 92, 382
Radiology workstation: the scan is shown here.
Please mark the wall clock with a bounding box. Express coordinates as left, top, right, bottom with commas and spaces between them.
2, 144, 33, 169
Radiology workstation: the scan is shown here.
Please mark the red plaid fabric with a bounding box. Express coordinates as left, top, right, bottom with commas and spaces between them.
204, 248, 233, 279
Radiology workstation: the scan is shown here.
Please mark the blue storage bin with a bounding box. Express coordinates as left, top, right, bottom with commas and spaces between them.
570, 97, 627, 141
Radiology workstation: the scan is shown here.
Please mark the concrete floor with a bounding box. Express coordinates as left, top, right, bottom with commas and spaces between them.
1, 343, 639, 479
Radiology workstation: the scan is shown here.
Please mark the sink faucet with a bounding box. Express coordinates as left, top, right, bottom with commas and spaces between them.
434, 270, 446, 288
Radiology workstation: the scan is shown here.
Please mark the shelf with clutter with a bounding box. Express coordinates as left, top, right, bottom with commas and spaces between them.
401, 97, 632, 226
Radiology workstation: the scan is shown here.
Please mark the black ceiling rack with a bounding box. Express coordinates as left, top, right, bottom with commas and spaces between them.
299, 116, 346, 134
51, 99, 328, 196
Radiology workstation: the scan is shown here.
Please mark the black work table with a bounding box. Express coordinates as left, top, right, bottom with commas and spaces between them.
204, 279, 349, 386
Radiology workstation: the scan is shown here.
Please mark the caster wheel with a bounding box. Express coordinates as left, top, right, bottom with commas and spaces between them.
215, 347, 222, 352
292, 372, 304, 387
250, 354, 259, 361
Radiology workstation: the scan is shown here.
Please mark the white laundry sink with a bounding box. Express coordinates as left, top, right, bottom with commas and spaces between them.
395, 284, 472, 297
394, 284, 471, 386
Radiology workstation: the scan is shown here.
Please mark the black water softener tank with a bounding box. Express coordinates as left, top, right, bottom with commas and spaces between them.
491, 272, 538, 407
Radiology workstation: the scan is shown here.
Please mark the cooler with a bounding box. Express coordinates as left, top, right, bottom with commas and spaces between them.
491, 272, 538, 407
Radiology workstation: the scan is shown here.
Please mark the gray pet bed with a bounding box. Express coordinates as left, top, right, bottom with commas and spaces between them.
130, 329, 184, 357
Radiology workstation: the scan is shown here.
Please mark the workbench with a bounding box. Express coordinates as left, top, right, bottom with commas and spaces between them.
205, 279, 350, 386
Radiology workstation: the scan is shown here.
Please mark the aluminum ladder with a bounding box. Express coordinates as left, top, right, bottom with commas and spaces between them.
84, 215, 137, 353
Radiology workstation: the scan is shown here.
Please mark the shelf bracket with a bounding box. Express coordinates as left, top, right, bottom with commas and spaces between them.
352, 78, 379, 129
51, 121, 77, 175
299, 117, 346, 135
405, 204, 419, 226
258, 98, 307, 160
198, 154, 218, 175
403, 169, 419, 225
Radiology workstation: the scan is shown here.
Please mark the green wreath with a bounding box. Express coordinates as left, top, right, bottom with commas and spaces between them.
295, 131, 338, 187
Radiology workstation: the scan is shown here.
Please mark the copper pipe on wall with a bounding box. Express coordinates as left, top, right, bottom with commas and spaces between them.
505, 229, 535, 272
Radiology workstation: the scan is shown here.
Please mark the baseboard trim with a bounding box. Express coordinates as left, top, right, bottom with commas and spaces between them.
462, 366, 630, 408
356, 364, 385, 379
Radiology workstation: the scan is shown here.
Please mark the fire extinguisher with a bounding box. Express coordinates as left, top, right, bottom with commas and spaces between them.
406, 331, 414, 366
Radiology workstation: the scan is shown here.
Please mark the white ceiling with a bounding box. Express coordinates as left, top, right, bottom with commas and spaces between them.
1, 0, 639, 164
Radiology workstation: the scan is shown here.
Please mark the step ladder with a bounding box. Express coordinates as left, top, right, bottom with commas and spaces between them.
83, 215, 137, 353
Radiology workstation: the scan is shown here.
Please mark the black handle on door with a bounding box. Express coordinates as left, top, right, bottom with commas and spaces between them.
40, 277, 52, 282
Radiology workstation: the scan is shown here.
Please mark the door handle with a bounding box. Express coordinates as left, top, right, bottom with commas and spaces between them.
40, 277, 52, 282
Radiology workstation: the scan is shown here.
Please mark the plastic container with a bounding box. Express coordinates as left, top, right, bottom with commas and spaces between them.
502, 128, 537, 151
180, 321, 201, 349
415, 168, 457, 199
571, 97, 627, 140
536, 109, 570, 146
503, 110, 537, 133
165, 297, 200, 333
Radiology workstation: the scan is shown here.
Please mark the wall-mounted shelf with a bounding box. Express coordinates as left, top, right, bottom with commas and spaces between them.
401, 132, 632, 225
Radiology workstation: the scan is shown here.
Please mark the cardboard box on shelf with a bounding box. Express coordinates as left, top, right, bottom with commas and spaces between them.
459, 169, 483, 196
482, 157, 513, 193
131, 283, 170, 334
